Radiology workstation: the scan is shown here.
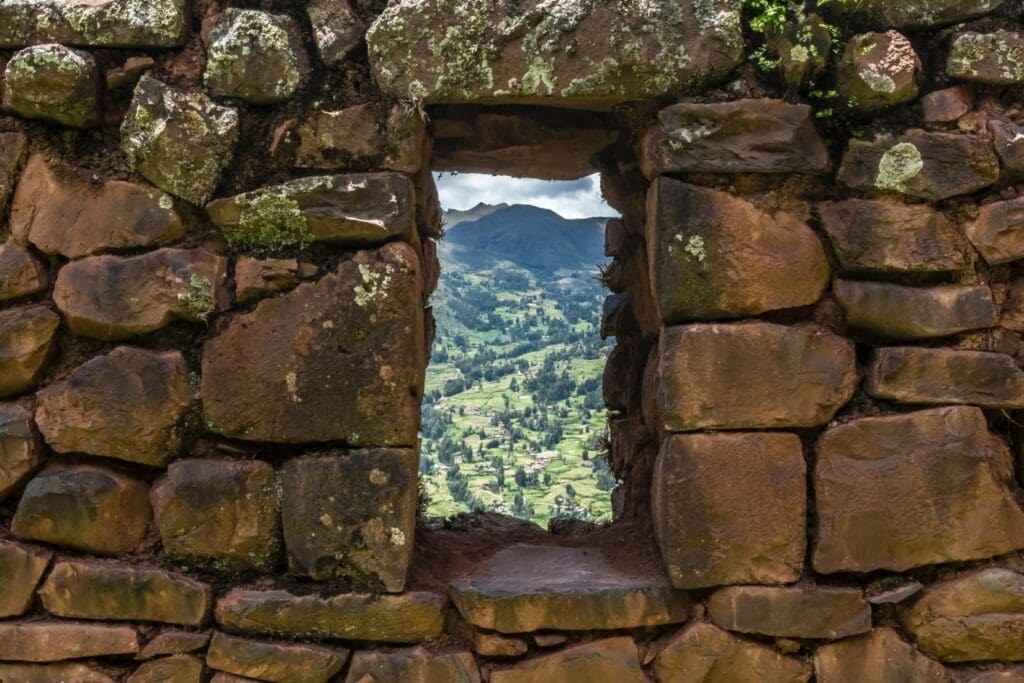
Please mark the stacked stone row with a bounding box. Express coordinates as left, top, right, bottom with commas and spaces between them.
620, 16, 1024, 682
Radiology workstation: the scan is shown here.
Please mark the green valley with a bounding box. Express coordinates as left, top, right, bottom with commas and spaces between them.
420, 202, 618, 527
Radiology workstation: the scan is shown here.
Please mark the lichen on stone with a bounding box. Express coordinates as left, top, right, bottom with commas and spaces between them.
875, 142, 924, 192
223, 193, 313, 252
175, 273, 216, 321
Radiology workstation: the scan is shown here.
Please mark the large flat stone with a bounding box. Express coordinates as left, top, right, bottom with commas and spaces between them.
0, 402, 42, 500
829, 0, 1003, 29
151, 459, 281, 573
654, 622, 812, 683
834, 280, 997, 340
448, 544, 688, 633
0, 540, 51, 618
641, 99, 829, 177
345, 648, 479, 683
647, 179, 829, 322
491, 637, 645, 683
0, 663, 115, 683
137, 631, 212, 660
0, 0, 188, 47
818, 199, 971, 275
293, 104, 426, 174
215, 589, 446, 643
10, 154, 183, 259
39, 560, 212, 627
813, 407, 1024, 574
0, 621, 139, 662
0, 305, 59, 398
658, 322, 857, 431
282, 450, 417, 592
964, 198, 1024, 265
206, 174, 415, 250
899, 568, 1024, 662
653, 432, 806, 589
53, 249, 229, 340
814, 627, 952, 683
35, 346, 192, 466
12, 463, 152, 556
201, 243, 424, 446
366, 0, 743, 108
838, 131, 999, 201
948, 31, 1024, 86
707, 585, 871, 640
206, 632, 348, 683
128, 655, 203, 683
0, 244, 47, 302
866, 347, 1024, 408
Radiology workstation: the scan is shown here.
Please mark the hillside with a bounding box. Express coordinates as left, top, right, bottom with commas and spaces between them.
420, 203, 617, 527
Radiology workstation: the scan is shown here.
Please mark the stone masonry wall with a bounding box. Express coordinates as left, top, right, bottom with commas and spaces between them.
2, 0, 1024, 681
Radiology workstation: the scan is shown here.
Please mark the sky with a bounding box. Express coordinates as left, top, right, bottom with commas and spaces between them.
434, 172, 615, 219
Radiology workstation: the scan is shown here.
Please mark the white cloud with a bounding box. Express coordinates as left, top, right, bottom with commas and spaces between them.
434, 172, 616, 219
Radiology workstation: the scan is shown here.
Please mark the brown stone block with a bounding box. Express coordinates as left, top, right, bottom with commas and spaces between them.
707, 584, 871, 640
647, 179, 829, 322
307, 0, 364, 66
814, 627, 952, 682
641, 99, 829, 177
137, 630, 212, 660
0, 621, 139, 662
866, 347, 1024, 408
838, 31, 920, 112
658, 322, 857, 431
0, 0, 189, 47
128, 655, 203, 683
345, 648, 480, 683
0, 402, 42, 500
0, 540, 52, 618
0, 662, 116, 683
35, 346, 192, 467
10, 154, 184, 259
294, 104, 426, 173
12, 463, 151, 556
201, 243, 425, 446
0, 305, 59, 398
991, 120, 1024, 177
652, 432, 807, 589
965, 198, 1024, 265
206, 632, 348, 683
654, 622, 812, 683
813, 407, 1024, 573
151, 458, 281, 573
922, 86, 974, 123
492, 637, 644, 683
948, 31, 1024, 85
0, 244, 48, 302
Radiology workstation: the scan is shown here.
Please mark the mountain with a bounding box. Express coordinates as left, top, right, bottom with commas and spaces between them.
441, 203, 611, 272
421, 203, 618, 527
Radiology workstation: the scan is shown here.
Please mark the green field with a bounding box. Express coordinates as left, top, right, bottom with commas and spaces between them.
420, 240, 616, 527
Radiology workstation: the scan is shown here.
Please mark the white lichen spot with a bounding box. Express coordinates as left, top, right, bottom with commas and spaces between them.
369, 468, 389, 486
875, 142, 924, 192
859, 68, 896, 93
790, 45, 810, 63
285, 371, 302, 403
390, 527, 407, 546
354, 263, 393, 307
684, 235, 707, 262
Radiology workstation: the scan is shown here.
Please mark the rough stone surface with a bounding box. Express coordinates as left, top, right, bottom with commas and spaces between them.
866, 347, 1024, 408
293, 104, 425, 173
658, 322, 857, 431
201, 243, 424, 446
282, 450, 416, 591
818, 199, 971, 275
366, 0, 744, 107
0, 131, 27, 221
215, 589, 447, 643
830, 0, 1003, 29
204, 9, 309, 104
814, 407, 1024, 574
10, 154, 184, 259
474, 632, 528, 657
641, 99, 829, 177
0, 403, 41, 500
0, 244, 47, 302
899, 568, 1024, 662
654, 622, 812, 683
965, 198, 1024, 265
307, 0, 364, 66
834, 280, 997, 340
137, 631, 213, 660
0, 621, 139, 662
948, 31, 1024, 85
814, 627, 952, 682
707, 585, 871, 640
53, 249, 229, 340
922, 86, 973, 123
647, 179, 828, 322
345, 648, 480, 683
129, 655, 204, 683
39, 560, 212, 627
151, 458, 281, 573
991, 120, 1024, 176
12, 463, 151, 556
235, 258, 304, 303
653, 432, 806, 589
492, 637, 644, 683
206, 174, 415, 250
0, 305, 59, 398
0, 662, 116, 683
122, 76, 239, 205
35, 346, 191, 466
449, 544, 688, 632
2, 44, 100, 127
207, 632, 348, 683
838, 31, 920, 112
0, 540, 51, 618
838, 130, 1000, 201
0, 0, 188, 47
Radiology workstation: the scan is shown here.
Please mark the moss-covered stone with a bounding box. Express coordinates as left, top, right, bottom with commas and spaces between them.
838, 31, 921, 112
1, 44, 100, 127
829, 0, 1003, 30
948, 30, 1024, 86
0, 0, 188, 48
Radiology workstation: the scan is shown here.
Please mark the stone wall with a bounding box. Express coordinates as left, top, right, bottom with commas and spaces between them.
2, 0, 1024, 681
